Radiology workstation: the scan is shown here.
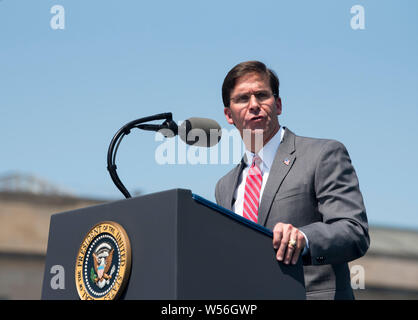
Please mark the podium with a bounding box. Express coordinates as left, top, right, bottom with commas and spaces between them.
41, 189, 306, 299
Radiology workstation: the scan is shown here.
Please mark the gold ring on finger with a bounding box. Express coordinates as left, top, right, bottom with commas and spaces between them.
288, 239, 296, 248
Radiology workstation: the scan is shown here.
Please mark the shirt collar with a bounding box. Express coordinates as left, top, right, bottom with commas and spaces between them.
245, 126, 285, 172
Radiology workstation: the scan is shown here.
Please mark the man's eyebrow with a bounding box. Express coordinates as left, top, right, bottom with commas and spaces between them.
234, 89, 271, 96
235, 88, 270, 93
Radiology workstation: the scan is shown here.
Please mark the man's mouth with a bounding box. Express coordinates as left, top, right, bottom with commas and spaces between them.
250, 116, 264, 122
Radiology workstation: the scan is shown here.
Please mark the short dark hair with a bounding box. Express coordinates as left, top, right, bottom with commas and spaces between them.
222, 60, 280, 108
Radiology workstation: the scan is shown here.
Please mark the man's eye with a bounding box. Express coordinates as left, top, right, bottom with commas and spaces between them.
255, 92, 270, 100
236, 95, 250, 103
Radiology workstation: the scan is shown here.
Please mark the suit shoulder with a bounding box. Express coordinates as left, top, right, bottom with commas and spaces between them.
294, 134, 347, 155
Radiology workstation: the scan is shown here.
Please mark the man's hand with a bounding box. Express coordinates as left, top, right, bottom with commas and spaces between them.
272, 223, 306, 265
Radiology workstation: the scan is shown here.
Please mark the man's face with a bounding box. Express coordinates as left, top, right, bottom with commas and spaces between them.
224, 72, 282, 150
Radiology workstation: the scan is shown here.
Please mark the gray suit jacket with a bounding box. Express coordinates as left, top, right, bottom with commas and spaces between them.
215, 128, 369, 300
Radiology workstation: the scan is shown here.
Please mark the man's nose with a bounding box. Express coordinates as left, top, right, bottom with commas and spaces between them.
248, 94, 261, 111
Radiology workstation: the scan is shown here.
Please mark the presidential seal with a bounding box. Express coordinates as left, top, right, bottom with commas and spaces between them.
75, 221, 131, 300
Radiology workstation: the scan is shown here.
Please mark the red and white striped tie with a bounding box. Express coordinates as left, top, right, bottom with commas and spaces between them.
243, 155, 263, 223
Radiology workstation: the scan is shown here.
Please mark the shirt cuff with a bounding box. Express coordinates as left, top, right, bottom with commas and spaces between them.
299, 230, 309, 256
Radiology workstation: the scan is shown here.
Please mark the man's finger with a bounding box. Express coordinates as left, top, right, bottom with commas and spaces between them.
291, 232, 306, 265
284, 228, 298, 264
272, 223, 283, 250
276, 225, 292, 261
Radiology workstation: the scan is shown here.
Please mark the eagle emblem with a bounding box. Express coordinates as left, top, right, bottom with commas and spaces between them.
90, 242, 116, 289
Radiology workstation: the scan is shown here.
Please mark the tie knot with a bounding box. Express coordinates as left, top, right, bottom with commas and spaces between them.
252, 155, 262, 169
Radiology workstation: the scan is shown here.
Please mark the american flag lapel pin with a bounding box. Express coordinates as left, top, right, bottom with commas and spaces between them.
283, 158, 290, 166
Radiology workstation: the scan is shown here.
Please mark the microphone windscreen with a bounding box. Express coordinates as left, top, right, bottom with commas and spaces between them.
179, 118, 222, 147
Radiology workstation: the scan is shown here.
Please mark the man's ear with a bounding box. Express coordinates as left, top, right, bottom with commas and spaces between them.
276, 97, 282, 116
224, 107, 234, 125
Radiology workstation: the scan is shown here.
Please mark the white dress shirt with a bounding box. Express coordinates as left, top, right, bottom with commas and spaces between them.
232, 126, 285, 215
232, 126, 309, 253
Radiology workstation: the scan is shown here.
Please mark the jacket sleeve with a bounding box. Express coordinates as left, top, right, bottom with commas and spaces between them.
299, 140, 370, 266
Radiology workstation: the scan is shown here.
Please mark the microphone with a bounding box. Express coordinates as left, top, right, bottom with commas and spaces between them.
108, 113, 222, 199
138, 117, 222, 148
179, 117, 222, 148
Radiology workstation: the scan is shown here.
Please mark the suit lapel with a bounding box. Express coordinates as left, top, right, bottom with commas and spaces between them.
224, 156, 247, 211
257, 128, 296, 227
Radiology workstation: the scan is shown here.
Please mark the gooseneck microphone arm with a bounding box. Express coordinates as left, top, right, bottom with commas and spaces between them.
107, 112, 178, 199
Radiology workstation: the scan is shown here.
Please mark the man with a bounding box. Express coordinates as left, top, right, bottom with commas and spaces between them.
215, 61, 369, 300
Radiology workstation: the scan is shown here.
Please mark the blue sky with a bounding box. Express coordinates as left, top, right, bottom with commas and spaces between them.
1, 0, 417, 229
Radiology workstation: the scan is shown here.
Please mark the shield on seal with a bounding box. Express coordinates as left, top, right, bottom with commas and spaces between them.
92, 242, 113, 281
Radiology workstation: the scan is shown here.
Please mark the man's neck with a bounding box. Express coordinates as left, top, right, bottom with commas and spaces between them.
247, 125, 281, 154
